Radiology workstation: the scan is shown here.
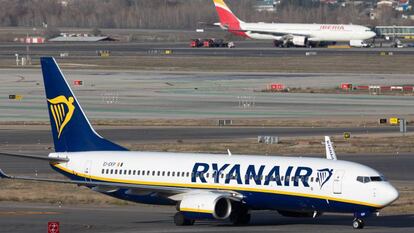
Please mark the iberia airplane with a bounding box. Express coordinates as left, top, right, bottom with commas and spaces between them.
0, 58, 398, 229
212, 0, 376, 47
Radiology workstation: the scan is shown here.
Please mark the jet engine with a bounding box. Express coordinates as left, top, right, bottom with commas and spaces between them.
291, 36, 308, 47
178, 193, 232, 220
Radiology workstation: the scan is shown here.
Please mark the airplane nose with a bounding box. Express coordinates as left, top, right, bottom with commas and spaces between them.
384, 185, 399, 205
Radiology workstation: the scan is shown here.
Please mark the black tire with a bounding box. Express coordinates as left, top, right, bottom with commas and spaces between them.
174, 212, 194, 226
352, 218, 364, 229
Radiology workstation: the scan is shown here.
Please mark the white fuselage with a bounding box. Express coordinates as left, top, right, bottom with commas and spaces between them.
240, 23, 376, 41
50, 151, 398, 212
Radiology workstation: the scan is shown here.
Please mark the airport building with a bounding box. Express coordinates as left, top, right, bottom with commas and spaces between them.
375, 26, 414, 38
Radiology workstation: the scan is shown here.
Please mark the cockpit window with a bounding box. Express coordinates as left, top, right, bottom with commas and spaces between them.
357, 176, 386, 183
370, 176, 386, 182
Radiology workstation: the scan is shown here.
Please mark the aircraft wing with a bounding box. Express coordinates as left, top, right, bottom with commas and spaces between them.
0, 168, 187, 193
324, 136, 337, 160
0, 169, 242, 201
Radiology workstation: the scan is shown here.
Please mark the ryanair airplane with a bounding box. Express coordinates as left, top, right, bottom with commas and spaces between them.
0, 57, 398, 229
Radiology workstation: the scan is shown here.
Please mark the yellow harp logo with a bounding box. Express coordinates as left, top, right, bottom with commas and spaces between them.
48, 96, 75, 139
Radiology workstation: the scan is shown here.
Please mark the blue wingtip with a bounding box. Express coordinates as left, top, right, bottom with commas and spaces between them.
0, 169, 10, 179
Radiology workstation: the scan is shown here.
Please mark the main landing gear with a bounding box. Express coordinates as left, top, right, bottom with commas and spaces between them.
229, 204, 251, 225
352, 218, 365, 229
174, 212, 195, 226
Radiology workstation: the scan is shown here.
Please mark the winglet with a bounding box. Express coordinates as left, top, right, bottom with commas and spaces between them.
324, 136, 337, 160
0, 169, 11, 179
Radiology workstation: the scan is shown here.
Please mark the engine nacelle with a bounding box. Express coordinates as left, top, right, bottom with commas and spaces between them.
292, 36, 307, 47
278, 210, 323, 218
179, 193, 232, 220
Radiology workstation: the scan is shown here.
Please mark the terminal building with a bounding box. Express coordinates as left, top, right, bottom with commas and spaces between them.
374, 26, 414, 38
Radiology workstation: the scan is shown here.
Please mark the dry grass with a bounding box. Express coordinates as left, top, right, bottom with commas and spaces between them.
1, 54, 413, 73
126, 134, 414, 155
0, 178, 130, 206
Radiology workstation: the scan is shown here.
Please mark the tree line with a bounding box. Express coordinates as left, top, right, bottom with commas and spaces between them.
0, 0, 410, 29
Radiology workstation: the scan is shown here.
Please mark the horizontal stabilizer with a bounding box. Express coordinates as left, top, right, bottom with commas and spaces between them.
0, 152, 69, 162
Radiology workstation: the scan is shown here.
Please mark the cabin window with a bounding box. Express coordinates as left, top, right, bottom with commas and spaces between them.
137, 170, 140, 175
124, 170, 127, 175
206, 173, 209, 178
162, 171, 165, 176
101, 169, 104, 174
181, 172, 185, 177
110, 169, 113, 174
152, 171, 155, 176
315, 177, 319, 182
186, 172, 190, 177
147, 171, 150, 176
281, 176, 284, 181
115, 170, 118, 175
133, 170, 136, 175
167, 171, 171, 176
310, 177, 314, 182
106, 169, 109, 174
172, 172, 175, 177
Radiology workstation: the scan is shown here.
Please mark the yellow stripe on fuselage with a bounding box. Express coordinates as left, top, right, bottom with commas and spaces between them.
52, 164, 382, 209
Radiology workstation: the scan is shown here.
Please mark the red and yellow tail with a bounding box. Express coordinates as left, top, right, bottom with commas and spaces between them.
213, 0, 247, 37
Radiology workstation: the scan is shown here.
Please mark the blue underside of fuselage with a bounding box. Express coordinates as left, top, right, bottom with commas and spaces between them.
51, 165, 377, 214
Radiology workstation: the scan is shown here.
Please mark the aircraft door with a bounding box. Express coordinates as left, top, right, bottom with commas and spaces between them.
84, 160, 92, 182
333, 170, 344, 194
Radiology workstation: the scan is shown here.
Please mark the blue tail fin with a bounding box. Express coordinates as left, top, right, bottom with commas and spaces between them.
40, 57, 128, 152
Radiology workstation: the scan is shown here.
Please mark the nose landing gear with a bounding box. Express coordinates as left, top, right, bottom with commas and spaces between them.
352, 218, 364, 229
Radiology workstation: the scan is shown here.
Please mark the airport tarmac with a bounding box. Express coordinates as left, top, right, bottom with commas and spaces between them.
0, 126, 408, 145
1, 69, 414, 120
0, 202, 412, 233
1, 41, 414, 58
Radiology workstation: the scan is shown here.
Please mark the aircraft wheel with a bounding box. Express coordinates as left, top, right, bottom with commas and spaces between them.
174, 212, 194, 226
352, 218, 364, 229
